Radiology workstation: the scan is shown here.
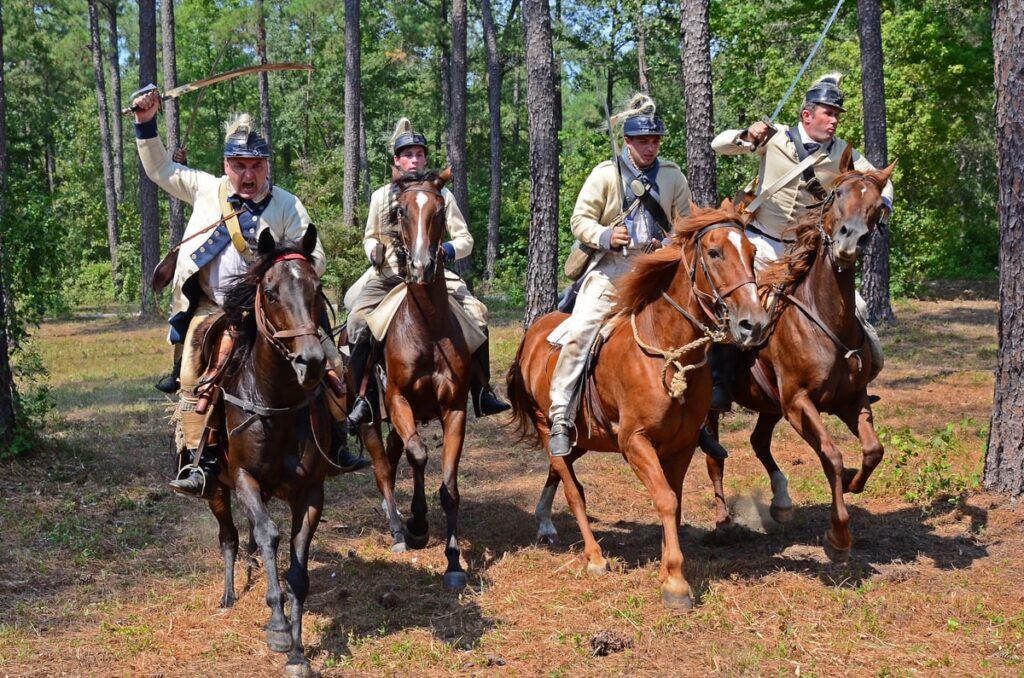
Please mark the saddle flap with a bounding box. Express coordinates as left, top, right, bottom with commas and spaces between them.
365, 279, 487, 354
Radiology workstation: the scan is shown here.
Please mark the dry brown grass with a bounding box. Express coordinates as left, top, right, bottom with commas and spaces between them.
1, 298, 1022, 677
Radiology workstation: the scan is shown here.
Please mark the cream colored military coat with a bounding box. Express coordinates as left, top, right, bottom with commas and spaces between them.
362, 183, 473, 278
712, 124, 894, 239
136, 135, 326, 323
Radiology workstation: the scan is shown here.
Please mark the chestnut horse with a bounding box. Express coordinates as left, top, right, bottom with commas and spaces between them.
704, 147, 896, 562
191, 227, 332, 676
356, 168, 473, 591
506, 201, 769, 610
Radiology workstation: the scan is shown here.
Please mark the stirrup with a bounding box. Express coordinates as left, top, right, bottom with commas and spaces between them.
170, 464, 208, 498
347, 395, 374, 427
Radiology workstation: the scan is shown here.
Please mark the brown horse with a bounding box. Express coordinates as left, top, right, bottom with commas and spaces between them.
356, 167, 473, 590
704, 147, 896, 562
506, 201, 769, 610
191, 226, 331, 677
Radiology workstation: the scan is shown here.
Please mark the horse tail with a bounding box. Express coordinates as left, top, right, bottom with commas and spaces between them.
505, 338, 541, 447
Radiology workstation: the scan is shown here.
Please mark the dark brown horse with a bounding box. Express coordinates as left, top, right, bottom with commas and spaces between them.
356, 167, 473, 590
191, 226, 331, 677
705, 147, 896, 562
506, 201, 769, 610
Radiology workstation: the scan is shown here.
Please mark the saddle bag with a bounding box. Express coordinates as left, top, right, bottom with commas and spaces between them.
564, 240, 595, 281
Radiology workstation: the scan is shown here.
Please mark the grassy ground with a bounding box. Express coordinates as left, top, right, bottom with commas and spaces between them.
1, 296, 1022, 677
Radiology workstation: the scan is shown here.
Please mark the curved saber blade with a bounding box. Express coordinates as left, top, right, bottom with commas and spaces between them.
122, 63, 314, 114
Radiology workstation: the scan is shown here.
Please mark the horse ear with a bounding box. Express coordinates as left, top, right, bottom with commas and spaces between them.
301, 224, 318, 256
391, 164, 402, 183
875, 158, 897, 187
839, 143, 855, 173
257, 227, 276, 254
720, 197, 734, 212
436, 166, 453, 188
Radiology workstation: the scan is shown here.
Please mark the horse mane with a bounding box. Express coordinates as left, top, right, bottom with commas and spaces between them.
613, 201, 745, 315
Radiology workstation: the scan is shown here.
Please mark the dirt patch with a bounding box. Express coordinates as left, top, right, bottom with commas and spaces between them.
1, 300, 1022, 677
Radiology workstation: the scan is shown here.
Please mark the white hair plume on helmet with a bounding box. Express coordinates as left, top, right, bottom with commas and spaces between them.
389, 117, 413, 149
224, 112, 255, 141
605, 93, 657, 131
814, 72, 843, 88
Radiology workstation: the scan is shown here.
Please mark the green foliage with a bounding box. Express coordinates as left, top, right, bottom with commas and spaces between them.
875, 419, 984, 506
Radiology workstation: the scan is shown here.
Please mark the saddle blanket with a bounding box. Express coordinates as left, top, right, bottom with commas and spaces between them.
366, 278, 487, 353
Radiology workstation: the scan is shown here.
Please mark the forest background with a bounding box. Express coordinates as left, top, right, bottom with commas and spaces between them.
0, 0, 995, 442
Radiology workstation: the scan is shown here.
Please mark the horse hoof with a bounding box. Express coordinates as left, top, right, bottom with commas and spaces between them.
661, 589, 694, 611
769, 504, 794, 524
586, 560, 610, 576
405, 530, 429, 550
537, 532, 557, 546
823, 532, 851, 563
284, 658, 313, 678
391, 540, 407, 554
443, 571, 468, 591
265, 629, 293, 654
219, 594, 236, 609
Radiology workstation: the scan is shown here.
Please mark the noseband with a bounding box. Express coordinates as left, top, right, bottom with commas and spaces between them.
254, 252, 320, 361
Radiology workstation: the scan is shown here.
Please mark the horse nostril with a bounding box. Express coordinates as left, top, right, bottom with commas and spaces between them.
738, 318, 752, 331
839, 225, 848, 236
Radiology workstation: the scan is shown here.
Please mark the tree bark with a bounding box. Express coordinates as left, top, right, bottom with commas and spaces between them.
256, 0, 272, 153
0, 0, 17, 448
481, 0, 502, 282
342, 0, 361, 229
985, 0, 1024, 500
359, 103, 371, 203
857, 0, 895, 324
105, 0, 124, 203
161, 0, 184, 245
636, 9, 649, 94
450, 0, 470, 274
439, 0, 451, 157
138, 0, 161, 317
680, 0, 717, 206
88, 0, 120, 287
521, 0, 559, 328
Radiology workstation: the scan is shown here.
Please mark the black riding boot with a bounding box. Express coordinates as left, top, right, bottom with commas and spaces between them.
170, 446, 219, 499
470, 337, 511, 417
346, 339, 374, 426
328, 419, 371, 475
710, 343, 739, 412
155, 356, 182, 394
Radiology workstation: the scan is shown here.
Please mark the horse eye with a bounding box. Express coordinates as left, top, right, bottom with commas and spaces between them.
708, 248, 723, 259
264, 289, 278, 304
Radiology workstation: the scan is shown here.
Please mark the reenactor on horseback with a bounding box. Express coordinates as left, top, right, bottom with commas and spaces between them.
344, 118, 510, 426
709, 73, 895, 411
547, 94, 692, 457
131, 90, 368, 498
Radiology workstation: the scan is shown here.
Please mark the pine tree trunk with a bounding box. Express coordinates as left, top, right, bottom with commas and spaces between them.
857, 0, 895, 324
439, 0, 451, 158
0, 0, 17, 449
256, 0, 272, 152
88, 0, 120, 287
105, 0, 124, 203
985, 0, 1024, 500
138, 0, 161, 317
522, 0, 559, 328
161, 0, 184, 245
637, 11, 649, 95
481, 0, 503, 282
450, 0, 469, 274
342, 0, 361, 229
359, 103, 371, 202
680, 0, 717, 207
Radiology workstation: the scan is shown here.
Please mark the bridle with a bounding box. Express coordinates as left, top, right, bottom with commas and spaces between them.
812, 171, 886, 272
253, 252, 320, 362
390, 181, 446, 281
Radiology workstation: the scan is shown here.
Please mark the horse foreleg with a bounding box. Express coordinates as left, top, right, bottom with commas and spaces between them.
539, 429, 605, 574
750, 413, 792, 523
661, 448, 694, 529
839, 395, 884, 494
208, 481, 239, 608
283, 485, 324, 676
390, 397, 429, 548
703, 413, 731, 528
784, 395, 851, 561
363, 422, 406, 552
233, 470, 292, 653
623, 433, 693, 611
438, 408, 468, 591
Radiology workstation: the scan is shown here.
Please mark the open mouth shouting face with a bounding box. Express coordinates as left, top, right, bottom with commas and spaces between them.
224, 157, 270, 200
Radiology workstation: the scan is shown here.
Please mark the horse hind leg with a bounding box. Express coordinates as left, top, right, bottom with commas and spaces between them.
243, 518, 258, 591
536, 463, 563, 545
703, 413, 732, 529
208, 482, 239, 608
750, 413, 793, 523
367, 424, 406, 552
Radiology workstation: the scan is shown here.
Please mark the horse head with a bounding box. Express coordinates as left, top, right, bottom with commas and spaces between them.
686, 199, 769, 348
254, 226, 325, 390
391, 166, 451, 285
824, 145, 896, 269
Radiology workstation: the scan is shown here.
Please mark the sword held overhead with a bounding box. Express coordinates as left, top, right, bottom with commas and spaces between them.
121, 63, 314, 115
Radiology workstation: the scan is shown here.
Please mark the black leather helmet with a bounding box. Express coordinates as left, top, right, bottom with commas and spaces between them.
804, 75, 846, 112
623, 114, 666, 137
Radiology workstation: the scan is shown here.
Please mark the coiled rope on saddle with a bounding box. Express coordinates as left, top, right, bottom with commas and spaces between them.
629, 312, 714, 403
